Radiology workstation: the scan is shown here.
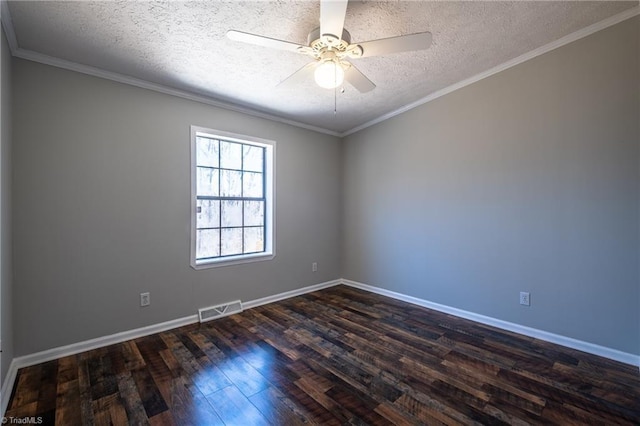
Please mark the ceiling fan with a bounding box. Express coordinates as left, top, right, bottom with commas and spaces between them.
226, 0, 432, 93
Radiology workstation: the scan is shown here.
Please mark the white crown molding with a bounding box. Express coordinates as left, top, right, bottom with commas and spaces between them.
339, 5, 640, 137
0, 1, 339, 138
341, 279, 640, 369
3, 2, 637, 138
10, 48, 342, 137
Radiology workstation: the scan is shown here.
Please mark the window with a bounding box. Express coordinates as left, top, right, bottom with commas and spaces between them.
190, 126, 275, 268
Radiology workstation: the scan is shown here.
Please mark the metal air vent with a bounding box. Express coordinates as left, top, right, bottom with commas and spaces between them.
198, 300, 243, 323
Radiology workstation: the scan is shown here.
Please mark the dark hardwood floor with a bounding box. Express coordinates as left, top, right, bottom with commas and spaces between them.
6, 285, 640, 425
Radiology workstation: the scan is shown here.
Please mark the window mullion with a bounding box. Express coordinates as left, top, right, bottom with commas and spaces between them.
241, 145, 245, 255
218, 139, 222, 257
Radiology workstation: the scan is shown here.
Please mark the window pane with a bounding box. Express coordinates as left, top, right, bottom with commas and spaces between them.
197, 199, 220, 228
197, 229, 220, 259
243, 145, 263, 172
197, 137, 219, 167
244, 201, 264, 227
220, 170, 242, 197
197, 167, 219, 196
221, 200, 242, 227
243, 172, 263, 198
221, 228, 243, 256
244, 227, 264, 253
220, 141, 242, 170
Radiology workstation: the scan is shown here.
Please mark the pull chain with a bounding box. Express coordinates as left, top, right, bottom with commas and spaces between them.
334, 64, 338, 116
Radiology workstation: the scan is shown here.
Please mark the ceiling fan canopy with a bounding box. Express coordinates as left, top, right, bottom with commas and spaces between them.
226, 0, 432, 93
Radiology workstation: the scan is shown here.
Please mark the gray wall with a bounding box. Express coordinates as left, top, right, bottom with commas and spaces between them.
1, 28, 13, 381
12, 59, 342, 355
342, 17, 639, 355
7, 15, 640, 360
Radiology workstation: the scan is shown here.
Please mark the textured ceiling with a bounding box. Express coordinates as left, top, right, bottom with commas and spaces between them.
4, 1, 638, 134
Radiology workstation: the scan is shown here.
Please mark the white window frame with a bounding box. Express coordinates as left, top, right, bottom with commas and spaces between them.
190, 126, 275, 269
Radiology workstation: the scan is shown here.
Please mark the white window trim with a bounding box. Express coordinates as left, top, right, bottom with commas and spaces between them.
190, 125, 276, 269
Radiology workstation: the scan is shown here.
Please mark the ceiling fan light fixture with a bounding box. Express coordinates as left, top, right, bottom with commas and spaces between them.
227, 0, 432, 94
314, 60, 345, 89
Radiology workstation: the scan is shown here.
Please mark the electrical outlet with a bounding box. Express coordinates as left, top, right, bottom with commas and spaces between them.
140, 292, 150, 307
312, 262, 318, 272
519, 292, 530, 306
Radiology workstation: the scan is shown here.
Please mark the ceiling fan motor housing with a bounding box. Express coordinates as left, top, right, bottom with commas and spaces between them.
306, 27, 363, 60
227, 0, 431, 93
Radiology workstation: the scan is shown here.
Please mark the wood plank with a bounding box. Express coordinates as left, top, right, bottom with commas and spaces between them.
131, 367, 169, 418
161, 330, 231, 397
248, 386, 310, 426
375, 400, 431, 425
8, 363, 41, 410
5, 285, 640, 425
77, 355, 96, 424
91, 393, 127, 426
56, 355, 78, 384
206, 385, 271, 425
35, 360, 58, 417
148, 410, 177, 426
133, 334, 174, 407
55, 379, 82, 425
324, 380, 394, 425
4, 401, 38, 419
166, 376, 225, 426
122, 340, 147, 371
394, 393, 468, 425
87, 355, 118, 401
294, 375, 352, 423
202, 326, 270, 397
114, 371, 150, 425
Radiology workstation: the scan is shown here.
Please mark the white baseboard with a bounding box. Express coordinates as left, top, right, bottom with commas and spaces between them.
1, 359, 19, 417
11, 279, 341, 372
341, 279, 640, 369
0, 278, 344, 416
2, 276, 637, 417
242, 279, 342, 310
0, 314, 198, 417
12, 314, 200, 373
0, 314, 193, 417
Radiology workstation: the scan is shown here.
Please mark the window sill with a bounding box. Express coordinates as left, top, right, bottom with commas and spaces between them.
191, 252, 275, 270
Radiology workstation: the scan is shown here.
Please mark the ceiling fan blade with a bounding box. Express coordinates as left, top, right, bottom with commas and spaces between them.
227, 30, 303, 53
358, 32, 432, 58
344, 63, 375, 93
277, 62, 317, 88
320, 0, 348, 39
